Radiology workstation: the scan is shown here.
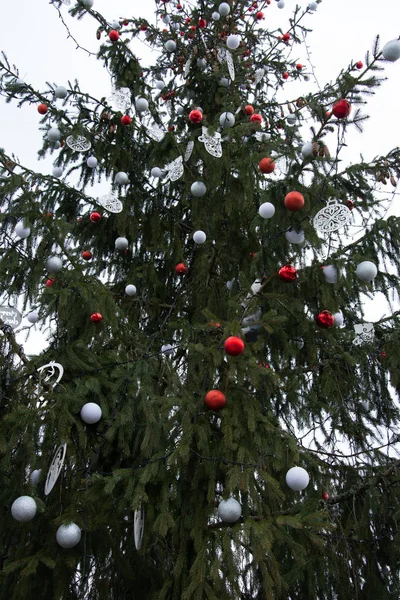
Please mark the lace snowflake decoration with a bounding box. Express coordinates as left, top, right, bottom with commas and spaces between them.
198, 127, 222, 158
97, 192, 123, 213
353, 323, 375, 346
66, 135, 91, 153
313, 199, 352, 234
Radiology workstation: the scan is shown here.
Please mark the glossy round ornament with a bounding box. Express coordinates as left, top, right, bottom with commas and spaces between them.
382, 39, 400, 62
115, 237, 129, 250
286, 466, 309, 491
27, 310, 39, 323
204, 390, 226, 411
109, 29, 120, 42
218, 498, 242, 523
224, 336, 245, 356
86, 156, 98, 169
151, 167, 162, 178
164, 40, 177, 52
14, 222, 31, 238
175, 263, 188, 275
37, 103, 48, 115
125, 284, 137, 296
259, 202, 275, 219
52, 166, 63, 178
90, 211, 101, 222
259, 158, 275, 174
226, 34, 240, 50
115, 171, 129, 185
285, 229, 304, 244
190, 181, 207, 197
135, 97, 149, 112
284, 191, 304, 211
301, 142, 315, 159
316, 310, 334, 329
189, 109, 203, 124
332, 99, 351, 119
218, 2, 230, 15
323, 265, 337, 284
193, 230, 206, 244
278, 265, 297, 282
219, 112, 235, 128
30, 469, 42, 486
47, 127, 61, 142
11, 496, 37, 522
121, 115, 132, 125
46, 256, 62, 274
356, 261, 378, 282
55, 85, 68, 99
56, 523, 81, 548
80, 402, 102, 424
90, 312, 103, 323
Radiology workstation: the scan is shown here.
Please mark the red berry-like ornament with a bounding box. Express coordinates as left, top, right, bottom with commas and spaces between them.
198, 18, 207, 28
90, 312, 103, 323
256, 11, 264, 19
224, 336, 245, 356
204, 390, 226, 411
332, 99, 351, 119
244, 105, 254, 116
90, 212, 101, 223
355, 61, 363, 69
282, 72, 289, 80
37, 103, 48, 115
250, 113, 262, 124
278, 265, 298, 282
316, 310, 335, 329
284, 191, 304, 211
175, 262, 188, 275
140, 24, 148, 31
109, 30, 120, 41
121, 115, 132, 126
296, 63, 303, 71
322, 491, 329, 501
188, 109, 203, 124
282, 33, 290, 42
259, 157, 275, 174
82, 251, 93, 261
45, 278, 55, 287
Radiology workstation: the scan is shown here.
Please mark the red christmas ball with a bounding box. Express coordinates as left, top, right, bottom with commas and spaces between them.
321, 491, 329, 501
175, 262, 188, 275
90, 312, 103, 323
177, 3, 182, 8
244, 105, 254, 116
316, 310, 334, 329
282, 33, 290, 42
109, 30, 120, 42
284, 191, 304, 211
255, 11, 264, 19
90, 212, 101, 223
346, 199, 354, 210
204, 390, 226, 411
224, 336, 245, 356
198, 18, 207, 28
37, 103, 48, 115
259, 157, 275, 174
121, 115, 132, 126
140, 24, 148, 31
282, 72, 289, 80
332, 99, 351, 119
45, 278, 55, 287
82, 250, 93, 261
278, 265, 298, 282
188, 109, 203, 124
250, 113, 262, 124
355, 61, 363, 69
296, 63, 303, 71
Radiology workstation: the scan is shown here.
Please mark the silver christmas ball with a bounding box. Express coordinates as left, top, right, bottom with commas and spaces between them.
86, 156, 98, 169
285, 229, 304, 244
47, 127, 61, 142
165, 40, 176, 52
162, 14, 170, 25
135, 97, 149, 112
286, 114, 297, 125
226, 279, 235, 291
54, 85, 68, 99
226, 35, 240, 50
308, 1, 317, 10
193, 230, 206, 244
125, 284, 137, 296
151, 167, 162, 178
115, 171, 129, 185
111, 20, 120, 29
161, 343, 174, 356
323, 265, 337, 284
219, 77, 231, 88
54, 141, 61, 149
334, 311, 344, 327
218, 2, 230, 16
14, 222, 31, 238
277, 0, 285, 8
212, 11, 221, 21
301, 142, 314, 159
81, 0, 94, 8
46, 256, 63, 274
219, 112, 235, 128
286, 466, 309, 491
217, 497, 242, 523
356, 261, 378, 282
176, 106, 184, 115
115, 237, 129, 250
27, 310, 39, 324
382, 39, 400, 62
30, 469, 42, 486
191, 181, 207, 197
80, 402, 102, 424
259, 202, 275, 219
155, 80, 165, 90
52, 166, 63, 178
11, 496, 37, 522
56, 523, 81, 548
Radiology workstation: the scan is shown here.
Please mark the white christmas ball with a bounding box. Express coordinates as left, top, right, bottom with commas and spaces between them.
218, 2, 230, 16
81, 0, 94, 8
285, 229, 305, 244
382, 39, 400, 62
219, 77, 231, 88
155, 80, 165, 90
115, 171, 129, 185
80, 402, 102, 424
286, 114, 297, 125
27, 310, 39, 324
176, 106, 184, 115
125, 284, 137, 296
212, 11, 221, 21
301, 142, 314, 159
111, 20, 120, 29
14, 222, 31, 238
47, 127, 61, 142
162, 14, 170, 25
161, 343, 174, 356
226, 279, 235, 291
46, 256, 62, 273
86, 156, 98, 169
277, 0, 285, 7
165, 40, 177, 52
151, 167, 162, 178
54, 85, 68, 99
115, 237, 129, 250
191, 181, 207, 197
197, 58, 207, 70
11, 496, 37, 522
259, 202, 275, 219
308, 1, 318, 10
193, 230, 207, 244
219, 112, 235, 128
217, 497, 242, 523
30, 469, 42, 486
135, 97, 149, 112
170, 22, 179, 31
323, 265, 337, 284
56, 523, 81, 548
356, 261, 378, 282
54, 141, 61, 150
334, 311, 344, 327
52, 166, 63, 178
286, 466, 309, 491
226, 35, 240, 50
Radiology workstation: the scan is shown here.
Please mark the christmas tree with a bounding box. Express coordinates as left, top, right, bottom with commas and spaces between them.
1, 0, 400, 598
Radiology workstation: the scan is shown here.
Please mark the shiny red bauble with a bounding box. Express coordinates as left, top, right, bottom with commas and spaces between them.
316, 310, 334, 329
37, 103, 48, 115
284, 191, 304, 211
355, 61, 363, 69
244, 104, 254, 115
321, 491, 329, 501
90, 212, 101, 223
45, 278, 55, 287
90, 312, 103, 323
282, 72, 289, 80
255, 11, 264, 19
332, 99, 351, 119
204, 390, 226, 411
121, 115, 132, 125
278, 265, 298, 282
188, 109, 203, 124
175, 262, 188, 275
82, 251, 93, 261
224, 336, 245, 356
198, 18, 207, 28
259, 157, 275, 174
296, 63, 303, 71
250, 113, 262, 124
282, 33, 290, 42
109, 30, 120, 41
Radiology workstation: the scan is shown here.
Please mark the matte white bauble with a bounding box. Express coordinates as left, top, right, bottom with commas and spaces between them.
54, 85, 68, 99
212, 11, 221, 20
125, 284, 137, 296
286, 466, 309, 491
191, 181, 207, 197
219, 112, 235, 128
81, 0, 94, 8
197, 59, 207, 70
14, 222, 31, 238
356, 261, 378, 282
323, 265, 337, 284
301, 142, 314, 159
52, 166, 63, 178
46, 256, 63, 273
226, 35, 240, 50
56, 523, 81, 548
161, 343, 174, 356
286, 114, 297, 125
226, 279, 235, 291
47, 127, 61, 142
285, 229, 305, 244
334, 311, 344, 327
217, 497, 242, 523
115, 237, 129, 250
176, 106, 184, 115
80, 402, 102, 424
162, 14, 170, 25
382, 39, 400, 62
135, 97, 149, 112
27, 311, 39, 324
165, 40, 176, 52
115, 171, 129, 185
308, 1, 317, 9
86, 156, 98, 169
54, 141, 61, 150
219, 77, 231, 87
11, 496, 37, 522
193, 230, 207, 244
155, 80, 165, 90
277, 1, 285, 7
151, 167, 162, 178
218, 2, 230, 15
111, 20, 120, 29
259, 202, 275, 219
30, 469, 42, 486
